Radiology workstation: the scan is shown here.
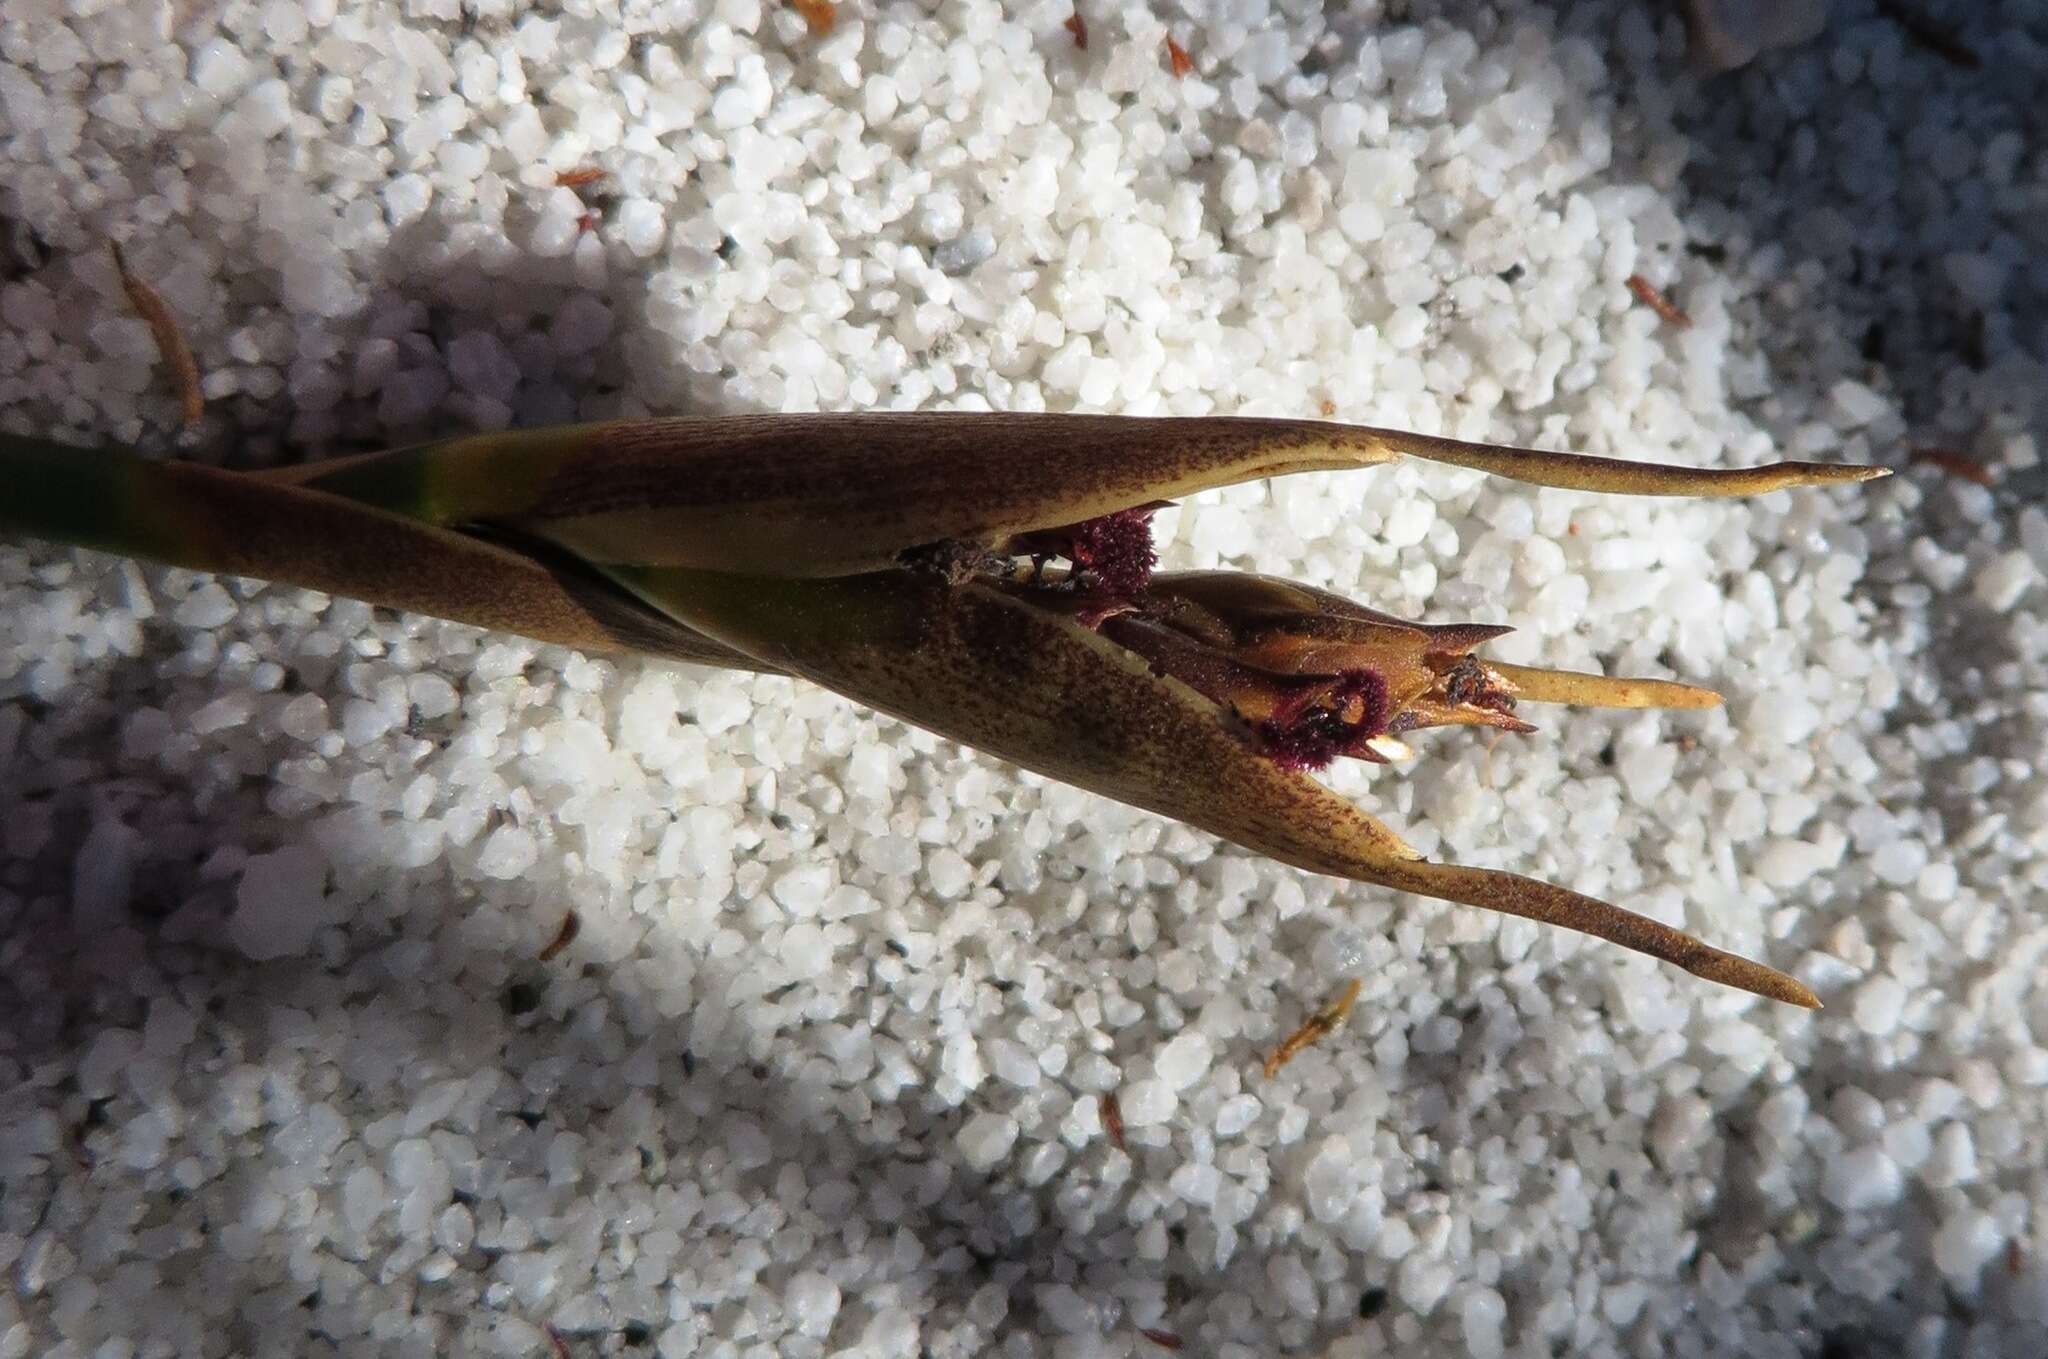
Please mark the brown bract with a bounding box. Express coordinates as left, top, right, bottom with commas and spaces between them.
1626, 273, 1692, 329
1911, 446, 1996, 487
267, 413, 1882, 578
2, 414, 1890, 1009
538, 911, 581, 962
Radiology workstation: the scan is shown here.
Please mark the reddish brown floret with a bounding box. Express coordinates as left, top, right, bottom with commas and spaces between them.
1264, 978, 1364, 1076
1256, 670, 1390, 771
1912, 446, 1995, 487
1165, 36, 1193, 77
1626, 273, 1692, 328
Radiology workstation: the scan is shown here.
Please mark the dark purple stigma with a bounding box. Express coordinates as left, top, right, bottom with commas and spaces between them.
1255, 670, 1390, 772
1063, 508, 1158, 596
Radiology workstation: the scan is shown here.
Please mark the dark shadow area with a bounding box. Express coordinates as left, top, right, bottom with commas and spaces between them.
0, 534, 1191, 1353
1477, 2, 2044, 1355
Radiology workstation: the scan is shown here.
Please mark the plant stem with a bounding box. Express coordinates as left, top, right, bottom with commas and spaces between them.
0, 433, 749, 669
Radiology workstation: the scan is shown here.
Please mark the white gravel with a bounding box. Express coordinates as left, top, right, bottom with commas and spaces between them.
4, 1, 2046, 1357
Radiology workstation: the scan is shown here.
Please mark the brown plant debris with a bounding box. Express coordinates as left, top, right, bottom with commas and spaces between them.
1265, 978, 1364, 1077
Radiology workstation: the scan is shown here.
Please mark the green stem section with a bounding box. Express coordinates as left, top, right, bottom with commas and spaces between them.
0, 433, 749, 668
1, 432, 189, 563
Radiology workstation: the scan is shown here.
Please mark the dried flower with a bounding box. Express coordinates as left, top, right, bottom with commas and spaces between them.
1, 414, 1886, 1008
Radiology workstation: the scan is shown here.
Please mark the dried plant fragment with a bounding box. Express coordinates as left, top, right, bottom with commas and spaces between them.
1063, 11, 1087, 49
109, 241, 203, 431
1911, 446, 1996, 488
786, 0, 837, 36
1101, 1092, 1125, 1151
1165, 36, 1193, 77
1874, 0, 1980, 69
264, 414, 1884, 580
554, 167, 607, 189
1265, 979, 1363, 1077
1140, 1328, 1185, 1350
1626, 273, 1692, 329
538, 910, 581, 962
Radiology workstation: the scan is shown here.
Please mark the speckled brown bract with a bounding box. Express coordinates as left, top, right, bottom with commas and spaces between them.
2, 412, 1883, 1007
271, 413, 1882, 578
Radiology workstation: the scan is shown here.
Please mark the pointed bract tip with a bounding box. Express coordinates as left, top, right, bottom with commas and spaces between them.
1787, 462, 1893, 487
1775, 977, 1824, 1010
1688, 950, 1822, 1009
1422, 621, 1516, 654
